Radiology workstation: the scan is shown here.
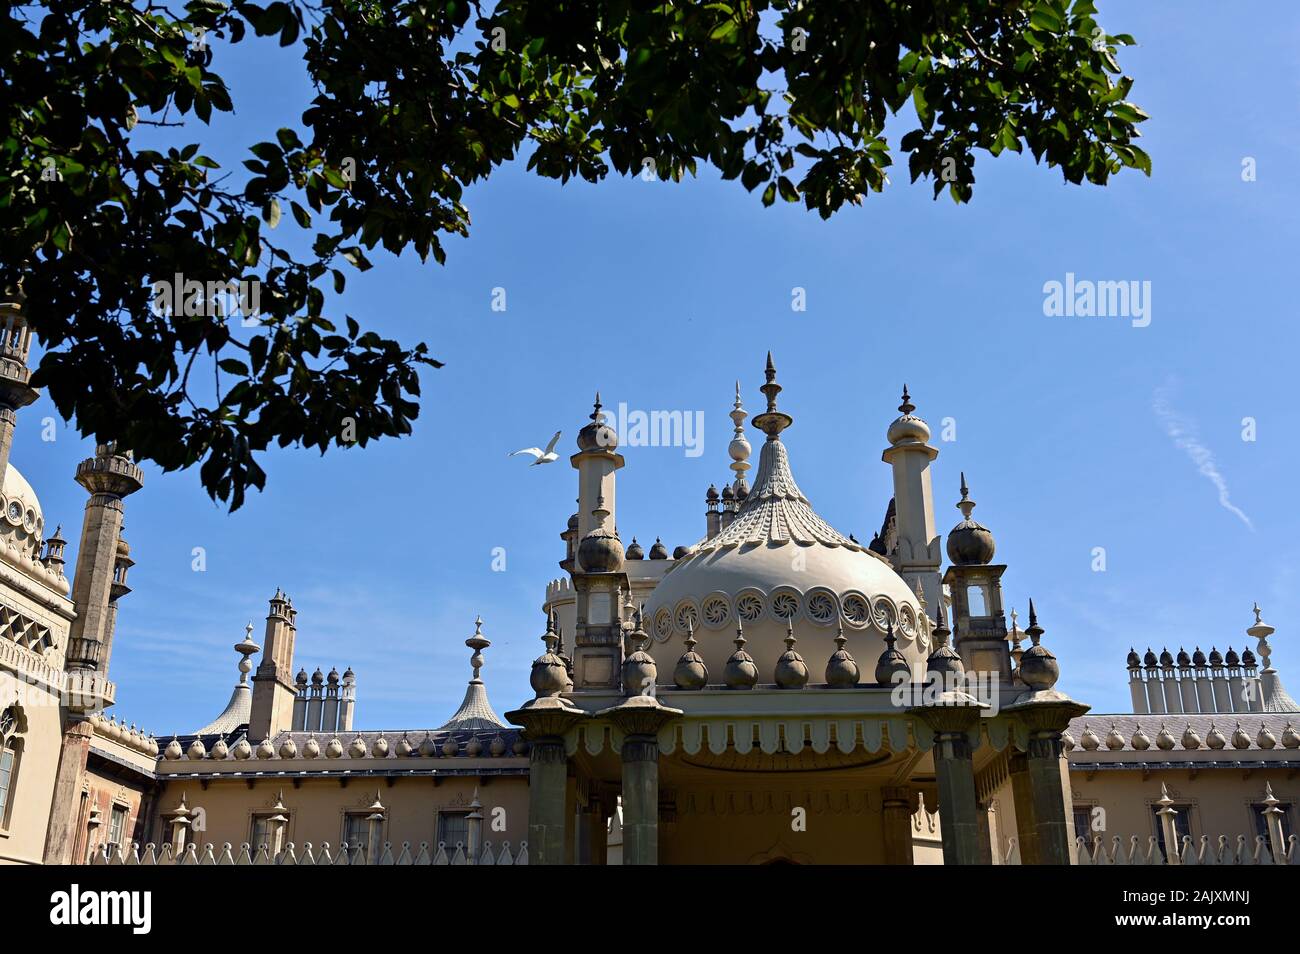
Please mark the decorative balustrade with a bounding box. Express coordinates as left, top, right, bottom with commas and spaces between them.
86, 839, 528, 866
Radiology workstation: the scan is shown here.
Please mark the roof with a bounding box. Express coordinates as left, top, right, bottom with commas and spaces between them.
194, 683, 252, 735
438, 679, 507, 731
1066, 712, 1299, 763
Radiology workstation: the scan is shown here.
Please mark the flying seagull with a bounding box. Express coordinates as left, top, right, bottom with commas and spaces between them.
509, 431, 562, 465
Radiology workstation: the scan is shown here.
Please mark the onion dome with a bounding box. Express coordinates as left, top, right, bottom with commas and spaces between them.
256, 737, 275, 759
721, 485, 735, 505
724, 621, 759, 689
1061, 732, 1075, 752
529, 614, 570, 698
577, 496, 624, 573
1131, 726, 1151, 750
490, 734, 507, 757
325, 737, 343, 758
1155, 725, 1176, 750
1231, 723, 1251, 749
774, 621, 810, 689
672, 545, 690, 560
1159, 648, 1174, 668
303, 736, 321, 758
673, 621, 709, 690
395, 735, 413, 757
513, 737, 529, 756
1080, 725, 1100, 751
1181, 725, 1201, 750
1208, 647, 1224, 667
442, 736, 459, 758
279, 737, 298, 759
310, 667, 323, 687
348, 736, 367, 758
342, 667, 355, 685
210, 737, 229, 759
371, 736, 389, 758
1206, 724, 1226, 749
295, 668, 308, 687
626, 537, 644, 560
825, 623, 860, 688
1224, 647, 1240, 667
1176, 648, 1191, 667
466, 736, 483, 757
621, 606, 658, 696
419, 734, 438, 757
164, 737, 183, 760
327, 667, 340, 686
886, 385, 931, 446
706, 485, 720, 504
1282, 723, 1300, 749
1257, 723, 1277, 749
648, 537, 669, 560
1192, 647, 1207, 667
567, 512, 579, 533
187, 737, 207, 760
232, 736, 252, 760
576, 392, 618, 451
1241, 648, 1257, 667
946, 473, 996, 566
1143, 648, 1158, 668
1017, 600, 1059, 691
1105, 725, 1126, 750
875, 621, 911, 688
1126, 648, 1141, 669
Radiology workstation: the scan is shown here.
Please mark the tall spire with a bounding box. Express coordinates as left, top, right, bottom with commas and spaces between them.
728, 380, 753, 493
439, 616, 507, 730
751, 351, 793, 441
195, 622, 262, 734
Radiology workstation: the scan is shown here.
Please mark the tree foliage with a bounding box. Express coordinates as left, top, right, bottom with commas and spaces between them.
0, 0, 1148, 508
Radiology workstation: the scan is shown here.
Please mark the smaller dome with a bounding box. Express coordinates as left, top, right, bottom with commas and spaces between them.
303, 737, 321, 758
672, 545, 690, 560
466, 736, 483, 757
210, 738, 229, 760
311, 667, 324, 686
348, 736, 366, 758
706, 484, 719, 502
1180, 725, 1201, 750
1176, 648, 1191, 667
325, 737, 344, 758
1143, 648, 1159, 668
1241, 648, 1256, 667
371, 736, 389, 758
163, 737, 183, 760
721, 485, 735, 502
648, 537, 669, 560
1159, 648, 1174, 668
1155, 725, 1175, 750
774, 623, 809, 690
576, 396, 618, 451
327, 667, 340, 686
1131, 727, 1151, 750
396, 735, 413, 757
1208, 647, 1223, 666
1224, 647, 1240, 667
232, 737, 252, 760
1257, 724, 1277, 749
187, 737, 207, 760
490, 734, 507, 757
626, 537, 644, 560
1105, 725, 1125, 750
279, 738, 298, 759
1192, 647, 1207, 667
295, 669, 309, 686
442, 736, 459, 758
1126, 648, 1141, 669
578, 526, 624, 573
1206, 724, 1226, 749
1282, 723, 1300, 749
256, 738, 275, 759
946, 474, 995, 565
419, 734, 438, 757
1080, 726, 1100, 751
567, 513, 579, 531
887, 387, 931, 446
723, 627, 758, 689
1231, 723, 1251, 749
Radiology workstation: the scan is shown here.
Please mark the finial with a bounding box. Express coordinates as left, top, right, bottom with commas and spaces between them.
899, 385, 915, 416
785, 619, 797, 652
466, 616, 490, 681
956, 473, 976, 521
752, 352, 792, 440
683, 619, 696, 653
591, 391, 603, 420
1253, 602, 1262, 625
735, 618, 746, 649
1026, 598, 1042, 644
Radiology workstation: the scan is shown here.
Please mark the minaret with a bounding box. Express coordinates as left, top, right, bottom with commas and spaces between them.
705, 485, 721, 539
64, 443, 145, 707
0, 295, 38, 476
249, 589, 299, 741
571, 394, 623, 546
941, 474, 1011, 682
728, 381, 752, 496
881, 386, 942, 612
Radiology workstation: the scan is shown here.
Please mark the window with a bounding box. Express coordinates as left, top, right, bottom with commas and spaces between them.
107, 805, 128, 849
1151, 803, 1193, 860
1072, 804, 1098, 842
966, 585, 987, 617
0, 744, 15, 827
437, 811, 469, 848
342, 813, 371, 851
250, 814, 282, 852
1252, 801, 1294, 843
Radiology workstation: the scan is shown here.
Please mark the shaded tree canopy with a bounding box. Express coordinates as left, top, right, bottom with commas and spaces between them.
1, 0, 1147, 508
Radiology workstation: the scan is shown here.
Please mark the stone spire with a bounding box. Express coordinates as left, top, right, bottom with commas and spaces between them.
0, 295, 38, 476
1250, 603, 1298, 712
751, 352, 793, 441
881, 384, 942, 613
64, 443, 144, 709
440, 616, 507, 730
195, 622, 262, 735
728, 380, 752, 494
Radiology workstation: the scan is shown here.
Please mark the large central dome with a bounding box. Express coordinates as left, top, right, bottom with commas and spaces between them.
644, 363, 927, 685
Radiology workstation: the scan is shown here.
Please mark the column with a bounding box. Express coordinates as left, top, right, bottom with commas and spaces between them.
599, 700, 681, 866
932, 727, 983, 865
42, 721, 93, 864
880, 786, 914, 865
1004, 694, 1088, 865
527, 735, 570, 865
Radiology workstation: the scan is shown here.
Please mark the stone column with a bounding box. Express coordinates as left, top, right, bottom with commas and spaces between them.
911, 702, 985, 866
880, 786, 914, 865
585, 793, 609, 865
1004, 694, 1089, 865
507, 700, 586, 866
598, 698, 682, 866
42, 721, 93, 864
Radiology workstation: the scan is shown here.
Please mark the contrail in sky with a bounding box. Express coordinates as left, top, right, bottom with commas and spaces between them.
1152, 382, 1253, 531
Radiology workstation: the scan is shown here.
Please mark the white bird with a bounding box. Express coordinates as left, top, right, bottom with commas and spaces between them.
509, 431, 562, 465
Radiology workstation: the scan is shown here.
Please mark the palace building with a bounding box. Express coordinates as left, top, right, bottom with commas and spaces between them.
0, 295, 1295, 866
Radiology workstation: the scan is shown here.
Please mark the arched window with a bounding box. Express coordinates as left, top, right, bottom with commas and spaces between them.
0, 706, 20, 829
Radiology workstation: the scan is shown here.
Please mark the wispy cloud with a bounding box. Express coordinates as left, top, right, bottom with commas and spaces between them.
1152, 380, 1253, 531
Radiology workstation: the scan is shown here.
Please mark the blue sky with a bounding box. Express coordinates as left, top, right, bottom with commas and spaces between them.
16, 2, 1300, 736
